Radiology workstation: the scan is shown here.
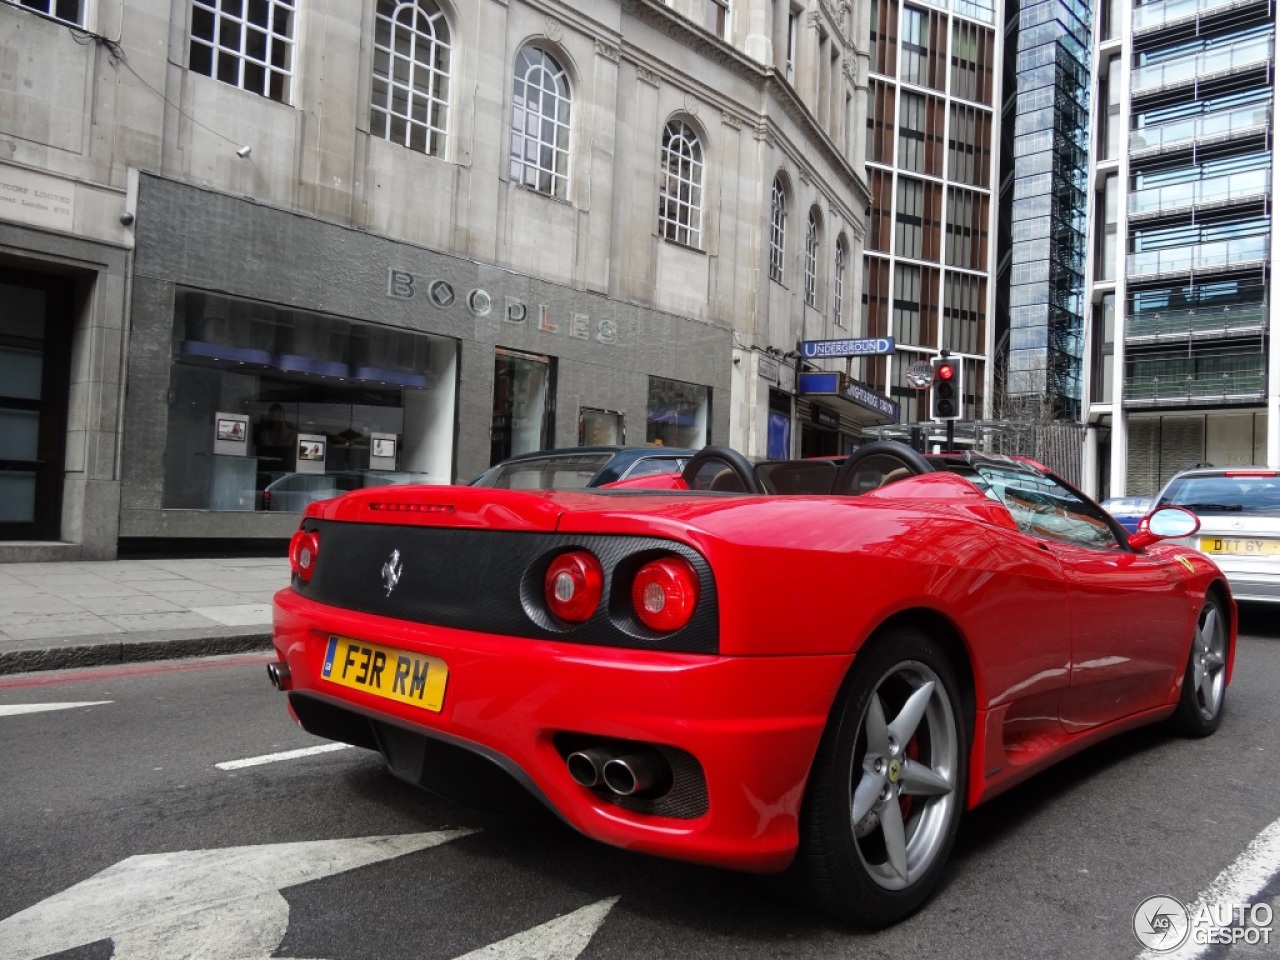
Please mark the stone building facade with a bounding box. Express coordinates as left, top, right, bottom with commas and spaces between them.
0, 0, 870, 559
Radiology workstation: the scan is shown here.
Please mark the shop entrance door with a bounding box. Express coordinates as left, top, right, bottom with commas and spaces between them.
0, 267, 73, 541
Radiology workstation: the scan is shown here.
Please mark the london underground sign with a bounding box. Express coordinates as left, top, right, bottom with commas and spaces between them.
800, 337, 895, 359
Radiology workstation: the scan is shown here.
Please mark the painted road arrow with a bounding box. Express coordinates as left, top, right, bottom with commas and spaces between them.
0, 831, 473, 960
453, 897, 620, 960
0, 701, 113, 717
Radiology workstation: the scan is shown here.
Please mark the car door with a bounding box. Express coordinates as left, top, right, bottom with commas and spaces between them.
977, 464, 1190, 731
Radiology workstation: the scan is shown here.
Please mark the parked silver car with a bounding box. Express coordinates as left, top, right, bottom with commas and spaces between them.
1153, 465, 1280, 604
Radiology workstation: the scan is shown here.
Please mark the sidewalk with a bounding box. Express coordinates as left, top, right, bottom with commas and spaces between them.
0, 557, 290, 675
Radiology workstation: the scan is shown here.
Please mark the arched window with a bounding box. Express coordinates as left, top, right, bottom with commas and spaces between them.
370, 0, 451, 156
659, 119, 704, 247
834, 235, 848, 327
769, 177, 787, 283
804, 209, 821, 307
510, 45, 572, 198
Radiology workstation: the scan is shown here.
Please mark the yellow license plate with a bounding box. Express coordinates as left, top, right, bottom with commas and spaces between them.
321, 636, 448, 712
1199, 537, 1280, 557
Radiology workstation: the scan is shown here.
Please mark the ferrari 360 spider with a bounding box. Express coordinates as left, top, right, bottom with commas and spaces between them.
268, 441, 1234, 926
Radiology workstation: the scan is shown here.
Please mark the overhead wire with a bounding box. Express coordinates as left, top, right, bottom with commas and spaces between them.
12, 2, 248, 151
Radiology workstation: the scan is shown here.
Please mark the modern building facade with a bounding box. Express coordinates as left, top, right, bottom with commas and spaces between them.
857, 0, 999, 437
1082, 0, 1280, 498
0, 0, 870, 559
998, 0, 1091, 422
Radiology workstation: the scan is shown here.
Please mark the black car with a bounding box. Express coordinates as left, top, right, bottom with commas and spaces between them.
470, 445, 696, 490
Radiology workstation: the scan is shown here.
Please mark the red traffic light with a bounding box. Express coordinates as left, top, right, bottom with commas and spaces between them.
936, 363, 955, 381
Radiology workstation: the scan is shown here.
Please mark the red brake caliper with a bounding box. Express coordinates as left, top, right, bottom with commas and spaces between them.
899, 735, 921, 820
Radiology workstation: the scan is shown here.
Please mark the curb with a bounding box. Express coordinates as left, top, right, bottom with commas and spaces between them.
0, 632, 274, 677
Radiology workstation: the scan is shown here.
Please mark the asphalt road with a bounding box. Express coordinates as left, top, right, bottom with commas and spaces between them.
1, 607, 1277, 960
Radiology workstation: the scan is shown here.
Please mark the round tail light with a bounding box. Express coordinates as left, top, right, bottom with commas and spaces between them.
544, 551, 604, 623
289, 529, 320, 582
631, 556, 699, 632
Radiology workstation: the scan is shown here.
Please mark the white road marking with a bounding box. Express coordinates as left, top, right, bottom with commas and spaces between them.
216, 742, 353, 770
452, 897, 619, 960
1137, 815, 1280, 960
0, 701, 112, 717
0, 831, 474, 960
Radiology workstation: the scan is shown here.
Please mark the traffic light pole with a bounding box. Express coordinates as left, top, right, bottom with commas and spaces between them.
946, 418, 954, 453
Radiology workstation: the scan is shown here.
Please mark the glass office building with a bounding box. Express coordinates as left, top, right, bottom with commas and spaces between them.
999, 0, 1092, 421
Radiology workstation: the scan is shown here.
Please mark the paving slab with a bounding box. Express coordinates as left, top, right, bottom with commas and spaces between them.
0, 556, 288, 675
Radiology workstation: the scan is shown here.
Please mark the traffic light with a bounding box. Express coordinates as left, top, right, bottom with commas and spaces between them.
930, 355, 963, 421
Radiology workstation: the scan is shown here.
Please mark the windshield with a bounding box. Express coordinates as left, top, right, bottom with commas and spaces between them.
1157, 474, 1280, 515
474, 453, 615, 490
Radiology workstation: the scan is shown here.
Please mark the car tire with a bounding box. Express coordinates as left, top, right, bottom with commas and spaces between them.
1172, 592, 1229, 738
792, 628, 969, 927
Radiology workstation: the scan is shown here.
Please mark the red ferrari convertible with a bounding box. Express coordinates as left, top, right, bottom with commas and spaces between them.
268, 441, 1234, 926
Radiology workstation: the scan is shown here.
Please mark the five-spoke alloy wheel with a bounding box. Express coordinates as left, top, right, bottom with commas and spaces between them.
1174, 592, 1229, 737
795, 629, 968, 926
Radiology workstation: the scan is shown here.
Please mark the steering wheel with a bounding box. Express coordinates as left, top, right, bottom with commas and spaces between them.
833, 440, 934, 496
682, 445, 765, 494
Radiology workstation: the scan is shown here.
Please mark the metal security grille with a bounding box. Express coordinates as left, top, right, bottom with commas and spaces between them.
189, 0, 295, 103
370, 0, 451, 157
509, 45, 571, 198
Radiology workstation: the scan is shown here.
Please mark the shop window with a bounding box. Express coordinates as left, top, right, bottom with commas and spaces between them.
162, 291, 456, 512
647, 376, 710, 448
370, 0, 452, 157
491, 349, 555, 463
189, 0, 295, 103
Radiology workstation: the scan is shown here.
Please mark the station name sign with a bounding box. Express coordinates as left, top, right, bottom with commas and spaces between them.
798, 372, 901, 422
800, 337, 895, 359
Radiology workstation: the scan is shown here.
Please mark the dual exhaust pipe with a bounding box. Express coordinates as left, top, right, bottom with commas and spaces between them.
266, 661, 291, 692
566, 745, 669, 797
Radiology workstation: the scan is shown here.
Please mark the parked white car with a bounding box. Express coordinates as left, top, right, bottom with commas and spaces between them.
1153, 465, 1280, 604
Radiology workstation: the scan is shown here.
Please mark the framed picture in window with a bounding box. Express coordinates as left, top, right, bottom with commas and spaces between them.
213, 412, 250, 456
217, 418, 246, 442
369, 432, 398, 470
298, 439, 326, 462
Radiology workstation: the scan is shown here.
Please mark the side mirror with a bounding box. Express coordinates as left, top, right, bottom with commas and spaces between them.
1128, 506, 1200, 549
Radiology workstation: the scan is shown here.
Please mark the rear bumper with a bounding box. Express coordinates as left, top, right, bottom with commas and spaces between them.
1215, 562, 1280, 604
272, 587, 853, 872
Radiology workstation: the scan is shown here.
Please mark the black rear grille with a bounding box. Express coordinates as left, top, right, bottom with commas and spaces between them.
296, 520, 719, 653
